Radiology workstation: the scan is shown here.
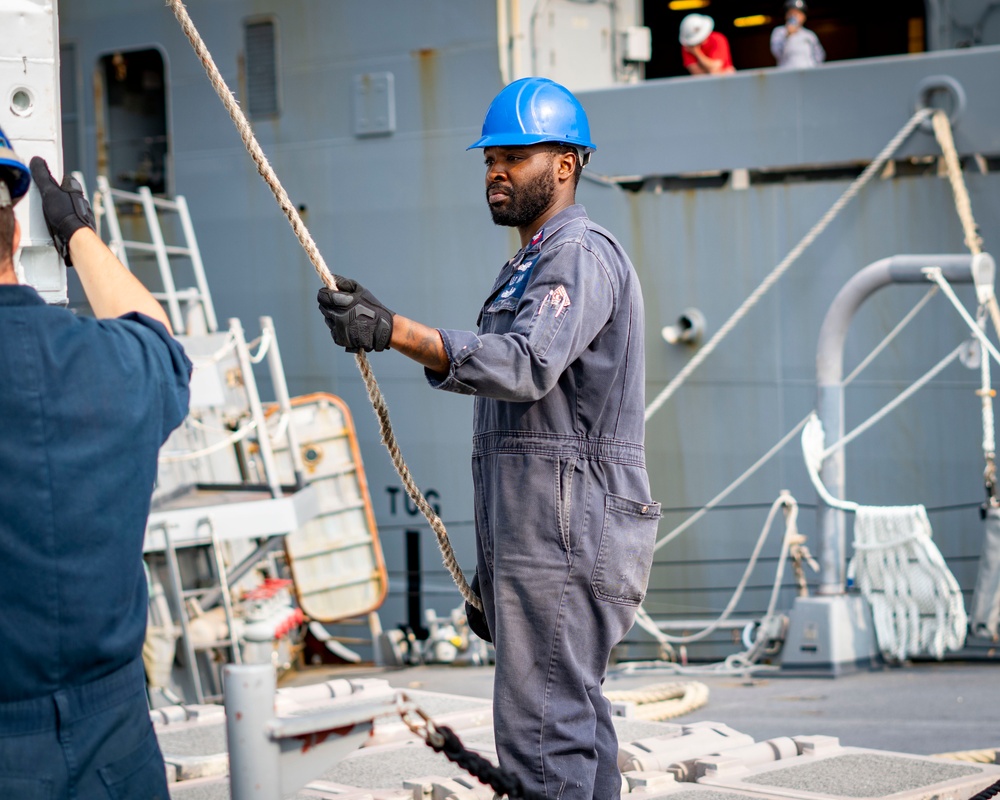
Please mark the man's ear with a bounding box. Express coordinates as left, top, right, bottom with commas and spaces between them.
555, 150, 577, 182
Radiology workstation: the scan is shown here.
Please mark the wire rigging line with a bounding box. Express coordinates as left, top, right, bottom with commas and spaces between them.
842, 286, 938, 386
652, 279, 953, 554
644, 106, 934, 422
166, 0, 479, 610
821, 341, 968, 460
650, 494, 797, 645
654, 415, 809, 553
929, 267, 1000, 369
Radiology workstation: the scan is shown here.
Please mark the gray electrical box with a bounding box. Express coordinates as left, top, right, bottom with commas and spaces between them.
353, 72, 396, 138
621, 26, 652, 62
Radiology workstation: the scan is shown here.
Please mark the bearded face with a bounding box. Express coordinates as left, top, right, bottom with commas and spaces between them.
482, 145, 564, 229
487, 163, 556, 228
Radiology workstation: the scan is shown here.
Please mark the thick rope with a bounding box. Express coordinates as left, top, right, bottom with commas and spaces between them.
604, 681, 710, 720
644, 107, 933, 421
850, 504, 967, 661
968, 778, 1000, 800
166, 0, 479, 609
931, 109, 999, 499
430, 725, 547, 800
932, 110, 983, 257
933, 749, 1000, 764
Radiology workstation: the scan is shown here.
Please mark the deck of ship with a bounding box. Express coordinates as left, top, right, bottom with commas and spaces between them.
282, 660, 998, 757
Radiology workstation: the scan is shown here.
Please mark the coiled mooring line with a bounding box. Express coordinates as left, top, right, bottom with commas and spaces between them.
165, 0, 479, 610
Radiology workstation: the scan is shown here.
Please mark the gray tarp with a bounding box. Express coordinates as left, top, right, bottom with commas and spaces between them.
969, 506, 1000, 639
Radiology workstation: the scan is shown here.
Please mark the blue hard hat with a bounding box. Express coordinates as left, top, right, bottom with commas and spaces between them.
0, 125, 30, 204
467, 77, 596, 153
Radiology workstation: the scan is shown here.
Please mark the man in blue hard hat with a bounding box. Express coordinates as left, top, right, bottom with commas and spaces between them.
0, 128, 190, 797
318, 78, 659, 799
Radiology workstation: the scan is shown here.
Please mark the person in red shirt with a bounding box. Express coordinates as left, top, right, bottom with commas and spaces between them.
679, 13, 735, 75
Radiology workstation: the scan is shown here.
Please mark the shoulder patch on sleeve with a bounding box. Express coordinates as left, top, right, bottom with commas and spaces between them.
538, 284, 571, 318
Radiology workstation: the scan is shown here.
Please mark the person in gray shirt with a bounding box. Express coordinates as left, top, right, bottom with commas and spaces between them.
317, 77, 660, 800
771, 0, 825, 69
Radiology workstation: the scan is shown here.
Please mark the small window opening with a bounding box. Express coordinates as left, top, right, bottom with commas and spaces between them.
98, 48, 168, 194
245, 19, 279, 118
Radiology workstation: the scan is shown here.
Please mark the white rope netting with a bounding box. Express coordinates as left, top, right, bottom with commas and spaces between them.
848, 504, 967, 661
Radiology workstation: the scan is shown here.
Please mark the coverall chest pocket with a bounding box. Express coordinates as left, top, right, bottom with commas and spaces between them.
592, 494, 661, 606
478, 305, 514, 336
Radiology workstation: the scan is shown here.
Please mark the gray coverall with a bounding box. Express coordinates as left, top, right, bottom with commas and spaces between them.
428, 204, 660, 799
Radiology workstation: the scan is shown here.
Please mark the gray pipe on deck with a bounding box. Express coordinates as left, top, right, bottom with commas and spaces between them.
815, 252, 994, 595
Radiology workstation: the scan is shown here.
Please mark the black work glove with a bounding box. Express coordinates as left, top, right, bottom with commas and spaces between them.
465, 570, 492, 643
317, 276, 393, 353
29, 157, 96, 267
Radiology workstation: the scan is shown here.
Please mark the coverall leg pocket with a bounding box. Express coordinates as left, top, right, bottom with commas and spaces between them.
591, 494, 661, 606
0, 776, 52, 799
98, 725, 169, 800
472, 457, 495, 572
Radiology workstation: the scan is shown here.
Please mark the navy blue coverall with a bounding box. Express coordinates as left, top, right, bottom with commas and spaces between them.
0, 285, 190, 799
428, 205, 660, 799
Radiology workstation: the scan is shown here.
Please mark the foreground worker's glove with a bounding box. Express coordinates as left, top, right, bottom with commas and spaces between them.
29, 157, 97, 267
465, 570, 492, 643
317, 276, 394, 353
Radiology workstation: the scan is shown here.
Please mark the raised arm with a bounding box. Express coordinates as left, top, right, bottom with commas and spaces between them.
30, 158, 172, 331
69, 228, 173, 329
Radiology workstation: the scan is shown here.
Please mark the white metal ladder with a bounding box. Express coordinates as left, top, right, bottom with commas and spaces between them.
94, 175, 218, 335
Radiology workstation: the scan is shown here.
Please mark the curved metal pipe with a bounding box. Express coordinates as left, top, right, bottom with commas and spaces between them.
814, 252, 993, 594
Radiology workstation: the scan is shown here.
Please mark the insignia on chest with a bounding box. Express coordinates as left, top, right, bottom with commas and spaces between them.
491, 259, 536, 307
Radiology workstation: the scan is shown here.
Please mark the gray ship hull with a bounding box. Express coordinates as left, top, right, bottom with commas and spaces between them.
55, 0, 1000, 662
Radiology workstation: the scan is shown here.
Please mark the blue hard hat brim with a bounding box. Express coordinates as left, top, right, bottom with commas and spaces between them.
0, 157, 31, 200
467, 133, 596, 151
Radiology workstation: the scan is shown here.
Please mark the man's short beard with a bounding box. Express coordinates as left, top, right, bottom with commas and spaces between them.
488, 166, 556, 228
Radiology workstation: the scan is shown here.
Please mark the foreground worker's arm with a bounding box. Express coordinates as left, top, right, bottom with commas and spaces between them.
318, 234, 617, 404
390, 315, 449, 374
29, 157, 173, 331
69, 229, 173, 330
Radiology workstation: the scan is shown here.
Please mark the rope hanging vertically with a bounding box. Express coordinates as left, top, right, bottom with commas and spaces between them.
165, 0, 480, 610
931, 108, 998, 503
932, 110, 984, 257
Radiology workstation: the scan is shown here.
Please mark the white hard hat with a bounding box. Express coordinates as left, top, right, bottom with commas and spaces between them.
679, 13, 714, 47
